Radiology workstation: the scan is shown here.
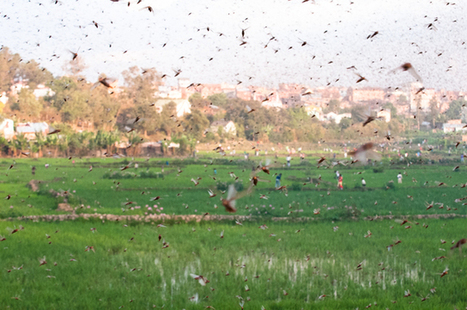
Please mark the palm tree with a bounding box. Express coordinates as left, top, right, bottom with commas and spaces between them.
15, 134, 28, 157
0, 136, 9, 156
125, 132, 143, 157
35, 132, 46, 157
8, 139, 17, 157
106, 130, 120, 154
93, 130, 106, 156
46, 135, 59, 157
58, 135, 69, 157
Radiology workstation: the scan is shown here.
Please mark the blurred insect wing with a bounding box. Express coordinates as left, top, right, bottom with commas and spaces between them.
227, 184, 237, 200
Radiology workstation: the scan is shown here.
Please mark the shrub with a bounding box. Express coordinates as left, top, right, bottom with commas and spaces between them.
384, 181, 396, 190
102, 171, 137, 179
290, 183, 301, 191
373, 167, 384, 173
139, 171, 164, 179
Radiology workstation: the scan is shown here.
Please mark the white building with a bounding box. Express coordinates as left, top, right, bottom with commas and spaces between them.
156, 86, 182, 99
443, 123, 467, 133
16, 122, 49, 140
210, 120, 237, 135
324, 112, 351, 124
377, 109, 391, 122
153, 99, 191, 117
33, 84, 55, 98
0, 92, 8, 105
10, 81, 29, 96
260, 92, 283, 110
0, 119, 14, 139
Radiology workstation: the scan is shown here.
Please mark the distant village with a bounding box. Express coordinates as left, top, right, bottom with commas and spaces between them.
1, 77, 467, 142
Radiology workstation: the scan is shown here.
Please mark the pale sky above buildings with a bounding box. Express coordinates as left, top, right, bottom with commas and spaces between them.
0, 0, 466, 90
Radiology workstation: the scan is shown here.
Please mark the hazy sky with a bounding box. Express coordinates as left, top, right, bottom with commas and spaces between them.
0, 0, 466, 90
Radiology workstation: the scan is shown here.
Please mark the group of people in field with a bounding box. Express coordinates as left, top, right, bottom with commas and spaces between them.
331, 171, 404, 190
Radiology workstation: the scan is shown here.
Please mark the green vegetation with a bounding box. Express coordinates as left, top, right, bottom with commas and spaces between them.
0, 156, 466, 308
1, 218, 466, 309
0, 156, 467, 219
1, 46, 467, 153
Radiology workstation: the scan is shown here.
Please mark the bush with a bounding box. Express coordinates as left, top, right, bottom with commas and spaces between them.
139, 171, 164, 179
373, 167, 384, 173
384, 181, 396, 190
102, 171, 137, 179
290, 183, 301, 191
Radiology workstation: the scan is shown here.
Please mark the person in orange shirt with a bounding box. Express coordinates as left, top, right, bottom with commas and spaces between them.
338, 175, 343, 190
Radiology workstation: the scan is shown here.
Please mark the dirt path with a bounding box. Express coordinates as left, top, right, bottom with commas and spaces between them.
1, 213, 466, 223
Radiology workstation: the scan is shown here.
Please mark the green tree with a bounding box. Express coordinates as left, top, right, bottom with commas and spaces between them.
207, 93, 228, 108
14, 134, 29, 157
0, 47, 21, 92
121, 66, 162, 136
125, 132, 143, 157
45, 135, 59, 157
160, 102, 179, 138
446, 99, 466, 121
339, 117, 352, 130
11, 88, 43, 118
426, 97, 441, 128
189, 93, 209, 109
17, 59, 53, 89
35, 132, 46, 157
184, 109, 210, 140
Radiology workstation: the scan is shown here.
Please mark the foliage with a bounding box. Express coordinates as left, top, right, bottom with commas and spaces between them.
1, 218, 466, 309
445, 99, 466, 120
372, 167, 384, 173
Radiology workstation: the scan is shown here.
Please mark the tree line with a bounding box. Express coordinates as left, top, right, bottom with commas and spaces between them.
0, 46, 465, 157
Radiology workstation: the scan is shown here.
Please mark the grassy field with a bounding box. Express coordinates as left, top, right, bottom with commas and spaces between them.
1, 218, 466, 309
1, 155, 467, 309
0, 156, 466, 219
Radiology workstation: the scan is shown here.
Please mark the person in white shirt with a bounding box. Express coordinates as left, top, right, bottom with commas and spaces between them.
397, 173, 402, 184
361, 178, 366, 188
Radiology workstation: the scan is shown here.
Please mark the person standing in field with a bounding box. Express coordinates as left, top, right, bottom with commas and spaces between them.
361, 178, 366, 187
275, 173, 282, 188
31, 166, 36, 176
338, 175, 343, 190
397, 172, 402, 184
286, 155, 291, 167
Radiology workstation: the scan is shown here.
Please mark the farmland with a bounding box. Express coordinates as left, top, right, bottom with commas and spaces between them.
0, 155, 466, 219
1, 218, 467, 309
0, 155, 467, 309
